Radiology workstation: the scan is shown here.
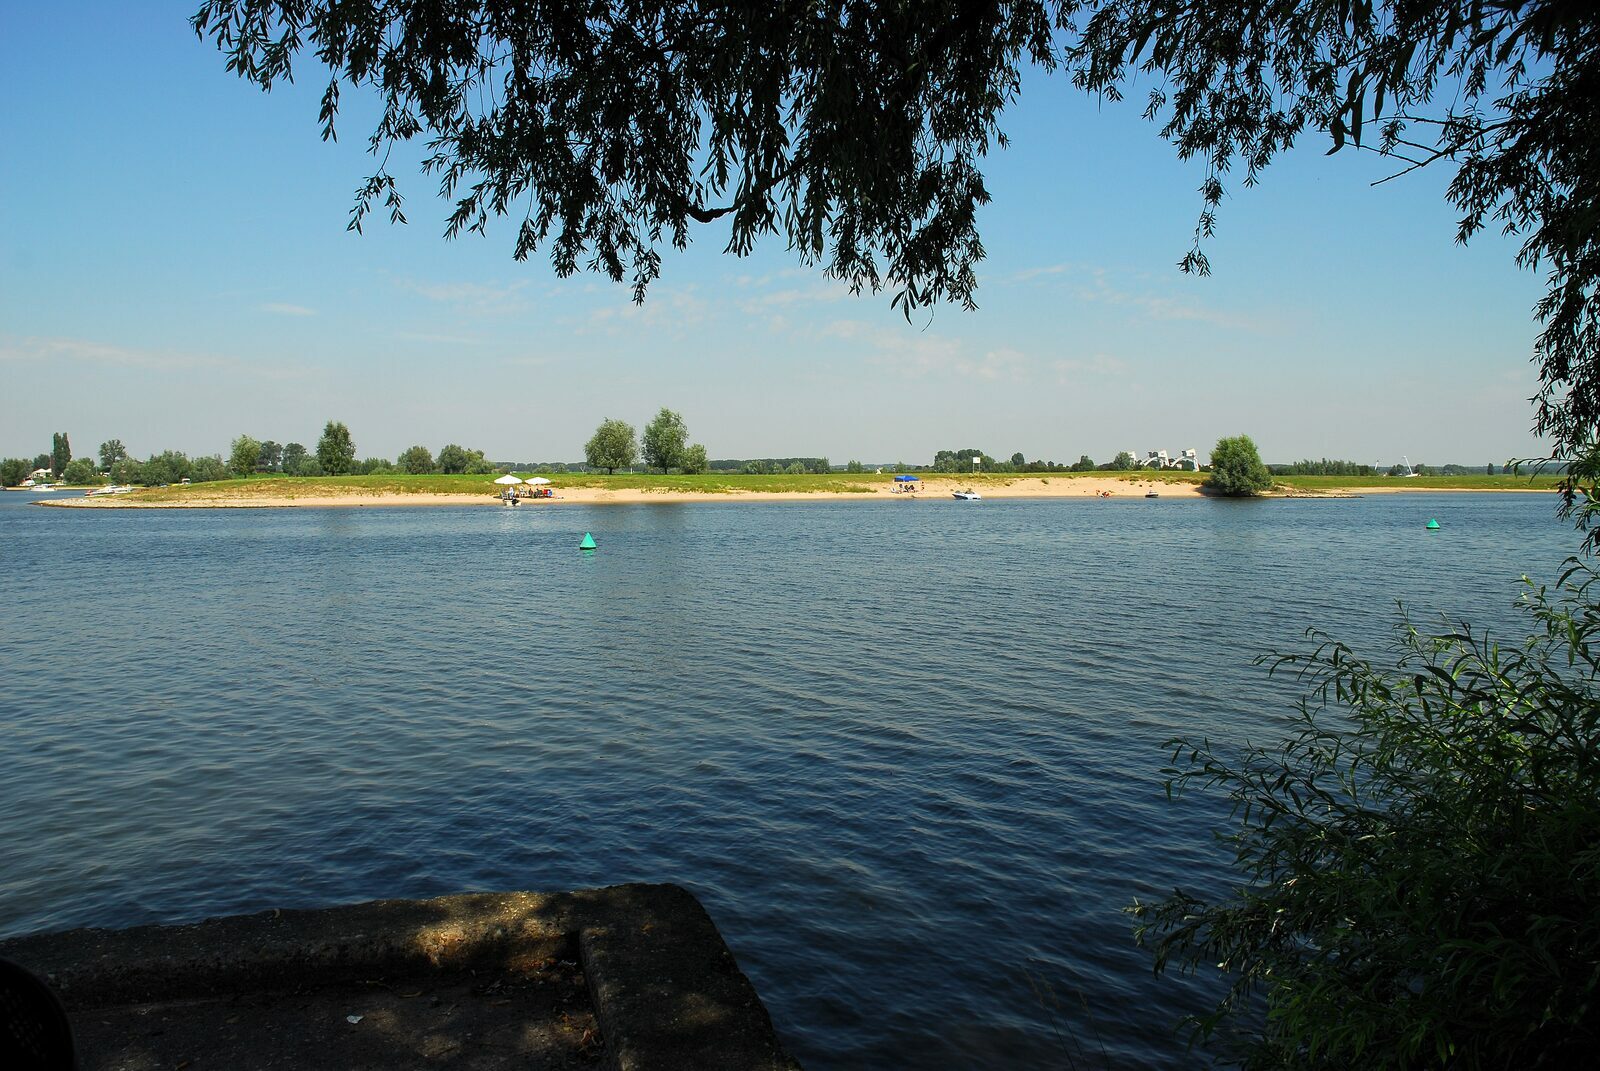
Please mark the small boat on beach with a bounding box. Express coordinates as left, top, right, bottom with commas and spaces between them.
952, 490, 981, 500
1145, 490, 1160, 498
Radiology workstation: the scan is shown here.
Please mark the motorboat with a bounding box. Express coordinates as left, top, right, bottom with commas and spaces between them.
86, 485, 135, 497
1145, 490, 1160, 498
952, 490, 981, 500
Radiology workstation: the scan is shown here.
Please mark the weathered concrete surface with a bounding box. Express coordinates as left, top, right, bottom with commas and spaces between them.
0, 882, 800, 1071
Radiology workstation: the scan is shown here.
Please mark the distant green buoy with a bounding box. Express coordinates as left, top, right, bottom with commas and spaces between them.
1426, 519, 1440, 530
579, 532, 597, 550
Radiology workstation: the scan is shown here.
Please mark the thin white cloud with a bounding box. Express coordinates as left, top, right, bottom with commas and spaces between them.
1053, 353, 1128, 385
1074, 268, 1274, 332
825, 321, 1031, 381
260, 302, 316, 317
397, 278, 531, 314
582, 286, 708, 335
0, 335, 311, 381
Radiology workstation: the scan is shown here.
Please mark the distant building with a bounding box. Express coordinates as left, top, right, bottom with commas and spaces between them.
1138, 449, 1199, 471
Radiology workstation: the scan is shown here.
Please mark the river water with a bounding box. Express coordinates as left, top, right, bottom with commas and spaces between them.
0, 490, 1572, 1067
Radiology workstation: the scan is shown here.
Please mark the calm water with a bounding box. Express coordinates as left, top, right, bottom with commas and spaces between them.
0, 490, 1571, 1067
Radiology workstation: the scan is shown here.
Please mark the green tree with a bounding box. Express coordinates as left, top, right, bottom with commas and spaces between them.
585, 418, 638, 474
1010, 452, 1026, 467
1071, 455, 1095, 472
1135, 570, 1600, 1068
60, 458, 101, 484
846, 460, 864, 474
1206, 436, 1271, 496
110, 457, 143, 485
1110, 451, 1137, 471
1488, 462, 1497, 476
191, 455, 228, 482
32, 454, 50, 474
316, 421, 355, 475
258, 440, 283, 472
1, 458, 31, 486
641, 409, 688, 474
437, 443, 470, 474
98, 439, 127, 471
281, 442, 308, 475
142, 450, 192, 486
397, 445, 435, 474
50, 432, 70, 478
297, 457, 324, 477
681, 443, 709, 475
229, 435, 262, 476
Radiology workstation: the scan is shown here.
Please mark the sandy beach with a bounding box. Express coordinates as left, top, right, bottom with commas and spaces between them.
32, 474, 1557, 509
42, 476, 1211, 508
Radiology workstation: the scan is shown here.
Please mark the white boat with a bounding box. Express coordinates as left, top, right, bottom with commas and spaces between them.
952, 490, 981, 500
30, 484, 56, 492
86, 485, 135, 497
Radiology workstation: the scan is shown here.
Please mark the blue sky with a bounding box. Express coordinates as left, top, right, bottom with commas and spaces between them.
1, 3, 1547, 466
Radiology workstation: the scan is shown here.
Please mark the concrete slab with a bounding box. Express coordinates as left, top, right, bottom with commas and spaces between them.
0, 882, 800, 1071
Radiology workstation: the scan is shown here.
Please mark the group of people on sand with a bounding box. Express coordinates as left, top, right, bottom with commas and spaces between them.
500, 487, 555, 503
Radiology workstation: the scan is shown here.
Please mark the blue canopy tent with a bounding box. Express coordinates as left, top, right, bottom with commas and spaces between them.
894, 475, 919, 482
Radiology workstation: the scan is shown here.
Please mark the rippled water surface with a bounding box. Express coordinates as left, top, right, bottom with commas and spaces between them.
0, 490, 1571, 1067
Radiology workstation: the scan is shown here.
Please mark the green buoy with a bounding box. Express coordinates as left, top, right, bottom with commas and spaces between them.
1426, 518, 1440, 530
579, 532, 597, 550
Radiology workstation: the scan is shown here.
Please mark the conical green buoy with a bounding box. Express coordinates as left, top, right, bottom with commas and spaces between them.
1426, 519, 1440, 530
579, 532, 597, 550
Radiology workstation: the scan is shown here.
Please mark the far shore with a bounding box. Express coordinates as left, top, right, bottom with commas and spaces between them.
30, 472, 1558, 509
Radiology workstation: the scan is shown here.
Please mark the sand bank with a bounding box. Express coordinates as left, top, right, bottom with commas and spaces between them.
43, 476, 1204, 508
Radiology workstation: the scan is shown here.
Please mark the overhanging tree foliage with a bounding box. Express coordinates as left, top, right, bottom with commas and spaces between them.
195, 1, 1600, 464
1134, 567, 1600, 1068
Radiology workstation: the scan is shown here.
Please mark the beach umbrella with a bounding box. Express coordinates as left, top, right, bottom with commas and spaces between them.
894, 474, 919, 482
524, 476, 552, 485
493, 474, 522, 485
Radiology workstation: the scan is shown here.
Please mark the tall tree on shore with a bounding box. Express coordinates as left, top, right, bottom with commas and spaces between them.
584, 419, 638, 475
229, 435, 262, 476
641, 409, 688, 474
280, 442, 308, 475
258, 440, 282, 472
397, 445, 435, 474
50, 433, 70, 478
98, 439, 127, 471
0, 458, 29, 487
1206, 435, 1272, 496
316, 421, 355, 475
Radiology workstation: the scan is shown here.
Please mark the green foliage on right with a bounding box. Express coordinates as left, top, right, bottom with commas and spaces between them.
584, 418, 638, 474
1207, 435, 1272, 496
1133, 566, 1600, 1068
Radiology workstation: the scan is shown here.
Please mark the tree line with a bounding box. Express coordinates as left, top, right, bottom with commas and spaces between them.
584, 409, 708, 474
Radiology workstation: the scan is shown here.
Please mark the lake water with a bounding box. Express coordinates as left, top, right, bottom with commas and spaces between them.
0, 490, 1572, 1067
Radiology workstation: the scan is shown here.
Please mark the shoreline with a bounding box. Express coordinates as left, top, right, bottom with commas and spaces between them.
34, 475, 1555, 509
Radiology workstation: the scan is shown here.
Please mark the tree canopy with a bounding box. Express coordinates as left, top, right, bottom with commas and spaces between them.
195, 0, 1600, 460
1207, 434, 1272, 495
585, 418, 638, 474
316, 420, 356, 475
641, 408, 689, 473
